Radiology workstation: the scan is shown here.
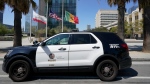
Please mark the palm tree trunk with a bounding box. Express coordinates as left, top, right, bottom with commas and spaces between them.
13, 9, 22, 47
117, 4, 125, 40
143, 7, 150, 52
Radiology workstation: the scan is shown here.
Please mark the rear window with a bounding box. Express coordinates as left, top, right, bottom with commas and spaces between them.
92, 32, 125, 43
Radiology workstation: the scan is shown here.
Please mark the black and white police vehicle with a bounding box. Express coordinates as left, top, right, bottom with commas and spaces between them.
2, 32, 132, 82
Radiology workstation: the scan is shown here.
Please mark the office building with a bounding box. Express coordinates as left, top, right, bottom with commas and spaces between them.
37, 0, 77, 29
104, 7, 142, 30
126, 7, 143, 24
95, 10, 118, 28
38, 0, 46, 29
87, 25, 91, 30
48, 0, 76, 29
128, 6, 138, 14
0, 11, 14, 29
0, 11, 3, 24
25, 0, 77, 33
25, 1, 39, 33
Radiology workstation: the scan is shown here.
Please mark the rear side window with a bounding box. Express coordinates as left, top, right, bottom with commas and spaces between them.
93, 32, 124, 43
71, 34, 97, 44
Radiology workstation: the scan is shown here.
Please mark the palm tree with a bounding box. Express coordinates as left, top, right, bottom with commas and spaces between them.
107, 0, 150, 52
0, 0, 37, 47
137, 0, 150, 52
107, 0, 131, 40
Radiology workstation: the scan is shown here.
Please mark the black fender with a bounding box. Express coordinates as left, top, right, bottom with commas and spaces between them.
5, 55, 37, 73
93, 54, 120, 71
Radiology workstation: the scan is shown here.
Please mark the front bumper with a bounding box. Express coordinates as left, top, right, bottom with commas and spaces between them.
119, 56, 132, 70
2, 55, 10, 73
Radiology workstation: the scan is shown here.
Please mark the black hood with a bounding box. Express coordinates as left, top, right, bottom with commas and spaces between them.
13, 45, 39, 49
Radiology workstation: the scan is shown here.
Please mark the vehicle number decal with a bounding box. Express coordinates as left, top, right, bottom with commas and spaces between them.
109, 44, 120, 48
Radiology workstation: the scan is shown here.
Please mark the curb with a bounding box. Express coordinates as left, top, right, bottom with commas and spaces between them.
132, 58, 150, 61
0, 57, 3, 61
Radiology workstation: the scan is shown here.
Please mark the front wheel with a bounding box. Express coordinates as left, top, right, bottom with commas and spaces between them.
8, 60, 31, 82
96, 60, 118, 81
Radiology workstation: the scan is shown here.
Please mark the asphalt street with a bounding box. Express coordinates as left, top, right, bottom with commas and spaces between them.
0, 61, 150, 84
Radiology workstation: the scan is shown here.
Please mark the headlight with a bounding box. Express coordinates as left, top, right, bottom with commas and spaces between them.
6, 50, 13, 56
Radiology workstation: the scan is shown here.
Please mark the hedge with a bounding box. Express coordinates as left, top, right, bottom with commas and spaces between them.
0, 36, 14, 41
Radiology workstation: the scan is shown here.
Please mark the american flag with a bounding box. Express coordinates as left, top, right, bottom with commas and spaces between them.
49, 9, 62, 21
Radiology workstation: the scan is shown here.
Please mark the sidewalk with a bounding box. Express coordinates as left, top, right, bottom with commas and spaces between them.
129, 51, 150, 61
0, 51, 150, 61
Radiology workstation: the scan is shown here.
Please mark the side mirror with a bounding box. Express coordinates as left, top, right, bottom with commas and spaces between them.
40, 42, 46, 46
33, 40, 38, 45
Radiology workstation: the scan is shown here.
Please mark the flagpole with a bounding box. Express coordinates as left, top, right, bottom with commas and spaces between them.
30, 7, 32, 43
46, 0, 48, 39
62, 0, 64, 32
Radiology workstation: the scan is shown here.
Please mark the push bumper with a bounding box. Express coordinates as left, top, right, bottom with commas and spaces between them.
2, 55, 9, 73
2, 59, 7, 73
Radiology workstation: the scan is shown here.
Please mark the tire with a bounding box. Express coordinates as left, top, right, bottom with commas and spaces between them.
8, 60, 31, 82
96, 60, 118, 81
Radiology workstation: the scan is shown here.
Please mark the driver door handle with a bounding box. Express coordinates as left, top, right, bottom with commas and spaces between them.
58, 47, 66, 50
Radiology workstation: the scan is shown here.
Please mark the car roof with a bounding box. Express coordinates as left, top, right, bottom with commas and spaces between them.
60, 32, 115, 34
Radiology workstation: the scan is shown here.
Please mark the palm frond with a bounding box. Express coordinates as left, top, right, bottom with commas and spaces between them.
138, 0, 150, 11
30, 0, 37, 10
4, 0, 37, 14
107, 0, 132, 7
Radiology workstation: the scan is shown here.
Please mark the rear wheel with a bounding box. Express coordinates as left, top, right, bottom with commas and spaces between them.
96, 60, 118, 81
8, 60, 30, 82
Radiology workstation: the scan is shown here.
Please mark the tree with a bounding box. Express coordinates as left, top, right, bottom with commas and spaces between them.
134, 0, 150, 52
0, 24, 8, 36
89, 27, 108, 32
0, 0, 37, 47
143, 7, 150, 52
109, 26, 117, 33
31, 26, 37, 36
124, 21, 131, 38
48, 28, 56, 36
132, 20, 143, 34
7, 28, 14, 35
109, 21, 132, 38
107, 0, 133, 40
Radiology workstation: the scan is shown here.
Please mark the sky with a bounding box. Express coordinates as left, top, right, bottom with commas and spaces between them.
3, 0, 138, 31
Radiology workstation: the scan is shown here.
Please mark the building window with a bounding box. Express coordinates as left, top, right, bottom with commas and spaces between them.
135, 16, 138, 20
129, 18, 132, 22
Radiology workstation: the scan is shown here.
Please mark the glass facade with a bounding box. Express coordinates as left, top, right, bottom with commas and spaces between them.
0, 11, 3, 24
25, 1, 39, 33
48, 0, 76, 29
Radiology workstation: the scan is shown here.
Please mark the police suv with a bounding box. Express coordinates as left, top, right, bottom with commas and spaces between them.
2, 32, 132, 82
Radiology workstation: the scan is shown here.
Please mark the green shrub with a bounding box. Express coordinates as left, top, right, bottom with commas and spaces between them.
0, 36, 14, 41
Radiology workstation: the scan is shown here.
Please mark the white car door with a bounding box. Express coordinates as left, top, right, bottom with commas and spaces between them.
36, 34, 70, 67
69, 33, 104, 67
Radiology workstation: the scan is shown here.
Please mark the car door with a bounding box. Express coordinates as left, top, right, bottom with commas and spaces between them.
36, 34, 70, 68
69, 33, 104, 67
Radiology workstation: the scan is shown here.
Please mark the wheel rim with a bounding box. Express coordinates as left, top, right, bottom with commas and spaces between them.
12, 63, 27, 78
100, 63, 114, 77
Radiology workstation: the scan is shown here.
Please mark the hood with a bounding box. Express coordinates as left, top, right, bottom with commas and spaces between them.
13, 45, 38, 50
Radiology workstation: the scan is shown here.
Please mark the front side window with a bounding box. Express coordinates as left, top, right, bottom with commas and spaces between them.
45, 34, 70, 45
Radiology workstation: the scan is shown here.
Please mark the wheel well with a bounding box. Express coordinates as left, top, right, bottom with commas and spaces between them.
6, 56, 33, 73
94, 56, 119, 71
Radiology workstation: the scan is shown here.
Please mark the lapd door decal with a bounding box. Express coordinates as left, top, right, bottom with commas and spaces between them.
48, 53, 56, 61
